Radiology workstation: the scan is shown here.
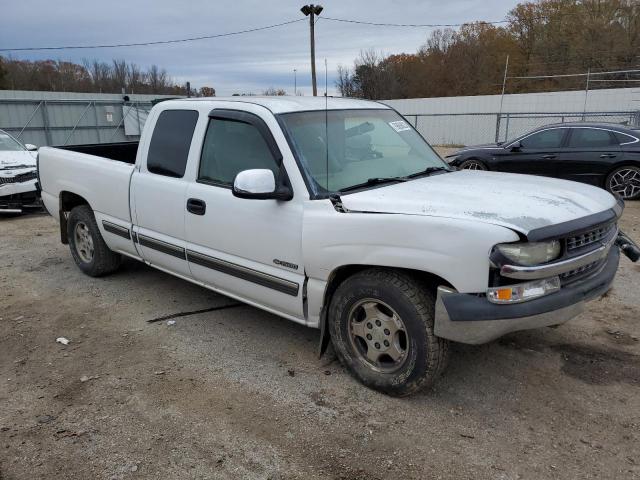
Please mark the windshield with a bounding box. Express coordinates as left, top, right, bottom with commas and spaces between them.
279, 109, 448, 195
0, 132, 26, 152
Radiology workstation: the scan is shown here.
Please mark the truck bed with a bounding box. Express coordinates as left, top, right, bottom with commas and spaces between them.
56, 141, 139, 164
38, 146, 135, 223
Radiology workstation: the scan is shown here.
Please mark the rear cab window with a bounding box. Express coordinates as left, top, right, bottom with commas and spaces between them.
147, 110, 199, 178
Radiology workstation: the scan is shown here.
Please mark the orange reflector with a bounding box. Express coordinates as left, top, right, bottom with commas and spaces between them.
494, 288, 513, 301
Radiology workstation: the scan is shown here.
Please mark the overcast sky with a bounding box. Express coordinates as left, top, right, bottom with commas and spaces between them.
2, 0, 522, 96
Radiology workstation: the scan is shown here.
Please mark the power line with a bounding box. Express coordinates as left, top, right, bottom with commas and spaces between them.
320, 16, 509, 28
0, 18, 305, 52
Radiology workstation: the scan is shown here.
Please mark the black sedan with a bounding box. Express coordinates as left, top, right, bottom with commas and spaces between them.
445, 122, 640, 200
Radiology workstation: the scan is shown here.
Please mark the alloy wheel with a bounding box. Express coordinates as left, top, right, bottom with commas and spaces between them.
609, 168, 640, 199
348, 299, 409, 373
461, 160, 486, 170
74, 221, 94, 263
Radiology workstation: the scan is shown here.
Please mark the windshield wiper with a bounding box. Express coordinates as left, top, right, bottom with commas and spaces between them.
339, 176, 408, 193
404, 166, 451, 179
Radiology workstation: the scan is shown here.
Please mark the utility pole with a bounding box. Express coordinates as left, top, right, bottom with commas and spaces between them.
301, 4, 323, 96
294, 68, 297, 95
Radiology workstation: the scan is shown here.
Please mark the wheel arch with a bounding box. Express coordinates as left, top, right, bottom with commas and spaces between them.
58, 191, 91, 244
317, 264, 453, 357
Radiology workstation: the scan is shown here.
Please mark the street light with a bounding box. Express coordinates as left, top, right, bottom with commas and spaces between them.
300, 4, 323, 96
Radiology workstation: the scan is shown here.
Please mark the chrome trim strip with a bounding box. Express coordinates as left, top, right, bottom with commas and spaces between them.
501, 229, 617, 280
137, 234, 186, 260
102, 220, 131, 240
505, 125, 638, 148
186, 249, 299, 297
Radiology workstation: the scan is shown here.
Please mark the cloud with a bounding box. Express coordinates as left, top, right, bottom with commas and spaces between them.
1, 0, 521, 96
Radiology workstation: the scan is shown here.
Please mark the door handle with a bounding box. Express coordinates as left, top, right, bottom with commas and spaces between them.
600, 154, 617, 159
541, 155, 557, 160
186, 198, 206, 215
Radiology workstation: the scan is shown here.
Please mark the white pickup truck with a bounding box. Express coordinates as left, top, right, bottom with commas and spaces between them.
38, 97, 639, 395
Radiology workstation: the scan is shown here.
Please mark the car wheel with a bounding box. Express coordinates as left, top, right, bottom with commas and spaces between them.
606, 166, 640, 200
67, 205, 122, 277
328, 268, 449, 396
459, 159, 488, 171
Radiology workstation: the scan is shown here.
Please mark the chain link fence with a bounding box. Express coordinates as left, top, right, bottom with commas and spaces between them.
0, 98, 153, 147
403, 111, 640, 147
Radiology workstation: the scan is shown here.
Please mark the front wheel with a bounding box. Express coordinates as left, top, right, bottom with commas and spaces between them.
459, 159, 488, 170
606, 166, 640, 200
328, 269, 449, 396
67, 205, 122, 277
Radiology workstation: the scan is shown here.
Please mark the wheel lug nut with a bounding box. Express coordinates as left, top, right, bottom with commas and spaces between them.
366, 334, 372, 340
374, 342, 380, 349
384, 340, 390, 347
384, 328, 390, 335
366, 323, 372, 329
375, 320, 381, 327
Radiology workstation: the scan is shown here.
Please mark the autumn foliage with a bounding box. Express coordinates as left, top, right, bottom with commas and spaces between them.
337, 0, 640, 99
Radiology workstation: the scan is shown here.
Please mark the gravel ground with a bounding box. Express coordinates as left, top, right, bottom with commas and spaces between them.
1, 203, 639, 480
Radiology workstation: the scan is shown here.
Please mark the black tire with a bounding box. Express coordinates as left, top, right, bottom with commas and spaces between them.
458, 159, 488, 171
605, 166, 640, 200
67, 205, 121, 277
328, 269, 449, 396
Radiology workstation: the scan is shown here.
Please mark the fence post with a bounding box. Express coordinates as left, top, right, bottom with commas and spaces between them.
93, 101, 101, 143
42, 101, 52, 146
504, 113, 511, 142
495, 114, 501, 143
135, 102, 141, 136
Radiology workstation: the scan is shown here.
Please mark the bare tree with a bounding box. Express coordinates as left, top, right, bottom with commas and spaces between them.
262, 87, 287, 96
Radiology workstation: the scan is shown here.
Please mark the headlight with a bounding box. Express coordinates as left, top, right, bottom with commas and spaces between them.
495, 240, 561, 266
444, 155, 459, 164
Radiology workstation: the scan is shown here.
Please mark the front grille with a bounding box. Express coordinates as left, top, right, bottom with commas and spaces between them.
566, 223, 615, 252
559, 260, 602, 284
0, 171, 37, 185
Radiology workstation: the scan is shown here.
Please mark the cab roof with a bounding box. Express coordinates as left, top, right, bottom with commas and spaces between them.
168, 96, 389, 114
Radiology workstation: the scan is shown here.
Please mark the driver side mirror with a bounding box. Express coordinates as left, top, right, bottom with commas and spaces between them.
232, 169, 292, 201
24, 143, 38, 151
509, 140, 522, 152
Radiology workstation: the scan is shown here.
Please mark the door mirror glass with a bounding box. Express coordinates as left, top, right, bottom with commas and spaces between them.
24, 143, 38, 151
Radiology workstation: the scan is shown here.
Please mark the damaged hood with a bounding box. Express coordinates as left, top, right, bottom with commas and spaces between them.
0, 151, 37, 178
339, 170, 618, 235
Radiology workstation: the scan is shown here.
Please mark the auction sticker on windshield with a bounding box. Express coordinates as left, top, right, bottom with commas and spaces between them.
388, 120, 411, 132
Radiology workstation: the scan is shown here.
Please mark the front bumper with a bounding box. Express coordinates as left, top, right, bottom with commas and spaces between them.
434, 246, 620, 344
0, 179, 40, 213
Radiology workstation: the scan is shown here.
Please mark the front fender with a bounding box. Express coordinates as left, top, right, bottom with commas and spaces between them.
302, 200, 519, 327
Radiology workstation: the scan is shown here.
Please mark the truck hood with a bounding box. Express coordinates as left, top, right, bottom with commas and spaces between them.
339, 170, 618, 236
0, 151, 37, 178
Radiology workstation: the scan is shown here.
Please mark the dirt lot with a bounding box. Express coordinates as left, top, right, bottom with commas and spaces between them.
1, 203, 639, 480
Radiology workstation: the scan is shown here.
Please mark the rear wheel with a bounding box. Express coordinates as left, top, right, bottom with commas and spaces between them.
606, 166, 640, 200
67, 205, 121, 277
459, 159, 488, 171
328, 269, 449, 396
